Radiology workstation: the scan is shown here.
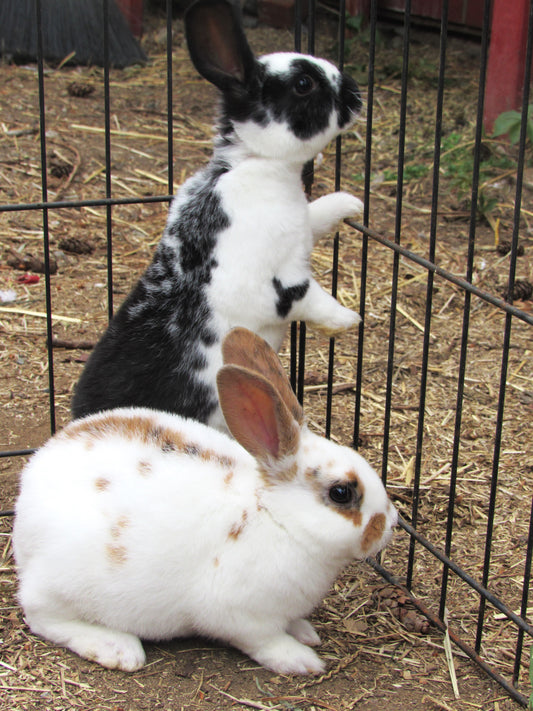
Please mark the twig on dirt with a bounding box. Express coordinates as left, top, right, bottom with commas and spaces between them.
209, 683, 282, 710
0, 306, 81, 323
190, 668, 204, 702
443, 631, 461, 696
51, 142, 81, 201
421, 694, 456, 711
295, 651, 360, 690
71, 123, 211, 146
52, 336, 95, 351
265, 694, 344, 711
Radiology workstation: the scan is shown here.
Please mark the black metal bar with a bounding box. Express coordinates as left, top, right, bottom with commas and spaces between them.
0, 449, 36, 459
380, 0, 411, 495
513, 494, 533, 686
0, 195, 172, 212
325, 0, 347, 440
35, 0, 56, 437
307, 0, 316, 54
353, 0, 377, 451
103, 0, 114, 320
406, 0, 449, 591
166, 0, 174, 195
346, 220, 533, 327
294, 0, 302, 52
439, 0, 492, 622
475, 0, 533, 655
291, 4, 301, 395
367, 558, 530, 707
297, 321, 307, 406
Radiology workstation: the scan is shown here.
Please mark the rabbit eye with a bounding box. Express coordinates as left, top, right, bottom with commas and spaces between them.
293, 73, 316, 96
329, 484, 353, 504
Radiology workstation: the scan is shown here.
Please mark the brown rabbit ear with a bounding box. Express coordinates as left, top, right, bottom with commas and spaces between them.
217, 364, 300, 468
221, 328, 304, 426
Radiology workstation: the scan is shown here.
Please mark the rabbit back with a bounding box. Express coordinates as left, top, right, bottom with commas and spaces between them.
14, 408, 262, 641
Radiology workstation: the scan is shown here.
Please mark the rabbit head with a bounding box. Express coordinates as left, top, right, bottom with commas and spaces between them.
219, 328, 397, 563
185, 0, 362, 162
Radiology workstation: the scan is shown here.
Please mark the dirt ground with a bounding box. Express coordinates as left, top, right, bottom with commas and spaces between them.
1, 7, 532, 711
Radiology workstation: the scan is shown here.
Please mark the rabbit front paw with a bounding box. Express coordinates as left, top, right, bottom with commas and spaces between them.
309, 192, 363, 242
253, 634, 326, 675
310, 305, 361, 337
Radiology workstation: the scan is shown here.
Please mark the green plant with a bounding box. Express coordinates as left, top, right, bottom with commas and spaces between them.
493, 104, 533, 144
440, 131, 514, 217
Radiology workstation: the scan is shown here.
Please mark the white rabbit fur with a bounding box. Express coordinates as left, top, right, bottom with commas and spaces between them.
71, 0, 364, 430
14, 328, 397, 676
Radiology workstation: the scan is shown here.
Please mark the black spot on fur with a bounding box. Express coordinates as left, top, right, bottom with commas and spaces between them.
273, 277, 309, 318
338, 74, 362, 128
71, 165, 230, 423
161, 440, 178, 453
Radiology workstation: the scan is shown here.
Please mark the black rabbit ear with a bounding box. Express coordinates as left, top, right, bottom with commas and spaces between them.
185, 0, 257, 93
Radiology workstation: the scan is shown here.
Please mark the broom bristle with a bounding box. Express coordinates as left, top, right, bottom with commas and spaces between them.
0, 0, 146, 68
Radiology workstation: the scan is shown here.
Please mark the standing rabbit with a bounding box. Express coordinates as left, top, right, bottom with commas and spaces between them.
15, 328, 397, 675
72, 0, 364, 429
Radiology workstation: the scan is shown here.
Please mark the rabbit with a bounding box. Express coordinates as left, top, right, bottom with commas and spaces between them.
71, 0, 364, 430
14, 327, 397, 676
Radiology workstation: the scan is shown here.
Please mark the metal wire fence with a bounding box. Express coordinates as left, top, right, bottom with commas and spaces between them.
1, 0, 532, 705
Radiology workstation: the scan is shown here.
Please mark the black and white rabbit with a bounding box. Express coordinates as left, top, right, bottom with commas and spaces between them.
14, 327, 397, 675
72, 0, 364, 429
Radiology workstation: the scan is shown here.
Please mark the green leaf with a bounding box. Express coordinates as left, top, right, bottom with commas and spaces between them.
527, 118, 533, 144
493, 110, 521, 138
508, 122, 522, 144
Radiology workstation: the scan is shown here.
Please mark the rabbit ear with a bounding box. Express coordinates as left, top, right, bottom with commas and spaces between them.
185, 0, 257, 93
222, 328, 304, 426
217, 365, 300, 469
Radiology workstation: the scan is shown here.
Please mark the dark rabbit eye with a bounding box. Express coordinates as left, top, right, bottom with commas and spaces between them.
329, 484, 353, 504
294, 73, 316, 96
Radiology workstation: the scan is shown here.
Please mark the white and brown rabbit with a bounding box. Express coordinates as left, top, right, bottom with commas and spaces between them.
14, 328, 396, 675
71, 0, 363, 429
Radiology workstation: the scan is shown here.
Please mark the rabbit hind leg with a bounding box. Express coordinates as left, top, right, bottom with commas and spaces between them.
23, 607, 146, 671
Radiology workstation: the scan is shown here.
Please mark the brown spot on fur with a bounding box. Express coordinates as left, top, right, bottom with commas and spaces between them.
95, 477, 110, 491
228, 510, 248, 540
345, 469, 359, 482
214, 557, 220, 567
362, 513, 386, 552
138, 460, 151, 476
214, 454, 235, 468
224, 470, 234, 487
259, 457, 298, 487
338, 508, 363, 527
106, 543, 127, 565
255, 489, 265, 512
62, 413, 194, 455
111, 515, 130, 539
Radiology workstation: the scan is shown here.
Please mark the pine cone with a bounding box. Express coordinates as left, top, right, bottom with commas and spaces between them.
58, 237, 95, 255
503, 279, 533, 302
67, 82, 95, 98
49, 152, 73, 179
496, 239, 525, 256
